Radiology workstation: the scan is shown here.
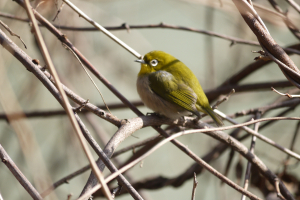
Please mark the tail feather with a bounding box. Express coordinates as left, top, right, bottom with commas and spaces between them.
203, 107, 223, 127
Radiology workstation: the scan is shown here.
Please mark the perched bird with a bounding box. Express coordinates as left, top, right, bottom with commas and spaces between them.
135, 50, 223, 126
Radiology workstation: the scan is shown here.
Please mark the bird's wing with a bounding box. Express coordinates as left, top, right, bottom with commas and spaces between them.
148, 70, 198, 114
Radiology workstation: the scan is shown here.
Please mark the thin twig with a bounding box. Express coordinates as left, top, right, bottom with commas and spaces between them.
1, 9, 300, 53
191, 173, 198, 200
63, 44, 111, 114
212, 89, 235, 109
52, 1, 64, 21
222, 148, 235, 184
282, 121, 300, 173
0, 101, 142, 120
62, 0, 141, 59
242, 0, 270, 34
262, 45, 300, 89
41, 164, 90, 197
217, 43, 300, 94
0, 12, 260, 46
215, 110, 300, 161
0, 26, 120, 126
0, 79, 294, 121
267, 0, 300, 40
285, 0, 300, 14
113, 135, 162, 158
0, 19, 26, 48
271, 87, 300, 98
241, 112, 261, 200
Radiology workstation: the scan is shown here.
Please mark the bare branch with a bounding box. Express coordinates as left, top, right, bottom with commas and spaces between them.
105, 106, 297, 198
63, 0, 141, 59
215, 110, 300, 161
282, 121, 300, 174
274, 178, 287, 200
232, 0, 300, 89
218, 42, 300, 91
41, 164, 90, 197
241, 112, 261, 200
191, 173, 198, 200
75, 114, 143, 200
285, 0, 300, 14
52, 1, 64, 21
0, 19, 26, 48
271, 87, 300, 98
0, 144, 42, 200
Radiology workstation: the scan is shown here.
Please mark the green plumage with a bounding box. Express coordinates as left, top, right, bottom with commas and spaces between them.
136, 51, 223, 126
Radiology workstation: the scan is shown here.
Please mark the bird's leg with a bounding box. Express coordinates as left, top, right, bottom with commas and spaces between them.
193, 113, 205, 123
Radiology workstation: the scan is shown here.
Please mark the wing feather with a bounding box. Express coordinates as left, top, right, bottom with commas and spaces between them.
148, 71, 198, 114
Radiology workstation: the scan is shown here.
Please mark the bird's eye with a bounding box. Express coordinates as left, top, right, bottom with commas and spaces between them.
150, 59, 158, 67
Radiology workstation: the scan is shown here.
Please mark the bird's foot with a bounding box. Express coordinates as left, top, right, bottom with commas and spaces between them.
146, 112, 162, 117
193, 117, 200, 124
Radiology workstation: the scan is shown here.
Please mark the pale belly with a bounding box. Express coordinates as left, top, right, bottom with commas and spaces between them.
136, 75, 191, 119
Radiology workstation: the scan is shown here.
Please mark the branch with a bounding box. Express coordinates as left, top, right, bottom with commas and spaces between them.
191, 173, 198, 200
0, 101, 143, 120
0, 80, 294, 121
63, 0, 141, 59
0, 144, 42, 200
80, 123, 268, 200
218, 43, 300, 90
103, 106, 296, 198
215, 110, 300, 161
267, 0, 300, 40
75, 114, 143, 200
285, 0, 300, 14
241, 112, 261, 200
206, 80, 293, 101
82, 116, 300, 200
0, 19, 26, 48
0, 12, 261, 47
0, 25, 121, 127
232, 0, 300, 89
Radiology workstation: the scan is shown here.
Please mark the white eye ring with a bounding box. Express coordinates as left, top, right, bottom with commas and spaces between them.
150, 59, 158, 67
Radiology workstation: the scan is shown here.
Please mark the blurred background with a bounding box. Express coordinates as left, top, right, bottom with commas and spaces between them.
1, 0, 300, 199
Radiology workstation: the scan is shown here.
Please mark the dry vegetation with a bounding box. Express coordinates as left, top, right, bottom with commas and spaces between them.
1, 0, 300, 200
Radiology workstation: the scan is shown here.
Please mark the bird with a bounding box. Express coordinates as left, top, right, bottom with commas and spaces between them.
135, 50, 223, 126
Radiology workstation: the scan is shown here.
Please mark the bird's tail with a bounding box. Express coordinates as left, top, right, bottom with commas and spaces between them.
203, 106, 224, 127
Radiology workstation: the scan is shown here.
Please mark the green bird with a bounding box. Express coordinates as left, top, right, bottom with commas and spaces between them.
135, 50, 223, 126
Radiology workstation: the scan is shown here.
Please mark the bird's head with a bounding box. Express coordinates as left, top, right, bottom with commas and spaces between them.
135, 51, 179, 76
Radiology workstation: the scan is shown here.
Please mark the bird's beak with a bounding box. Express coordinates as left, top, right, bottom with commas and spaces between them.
135, 59, 146, 64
